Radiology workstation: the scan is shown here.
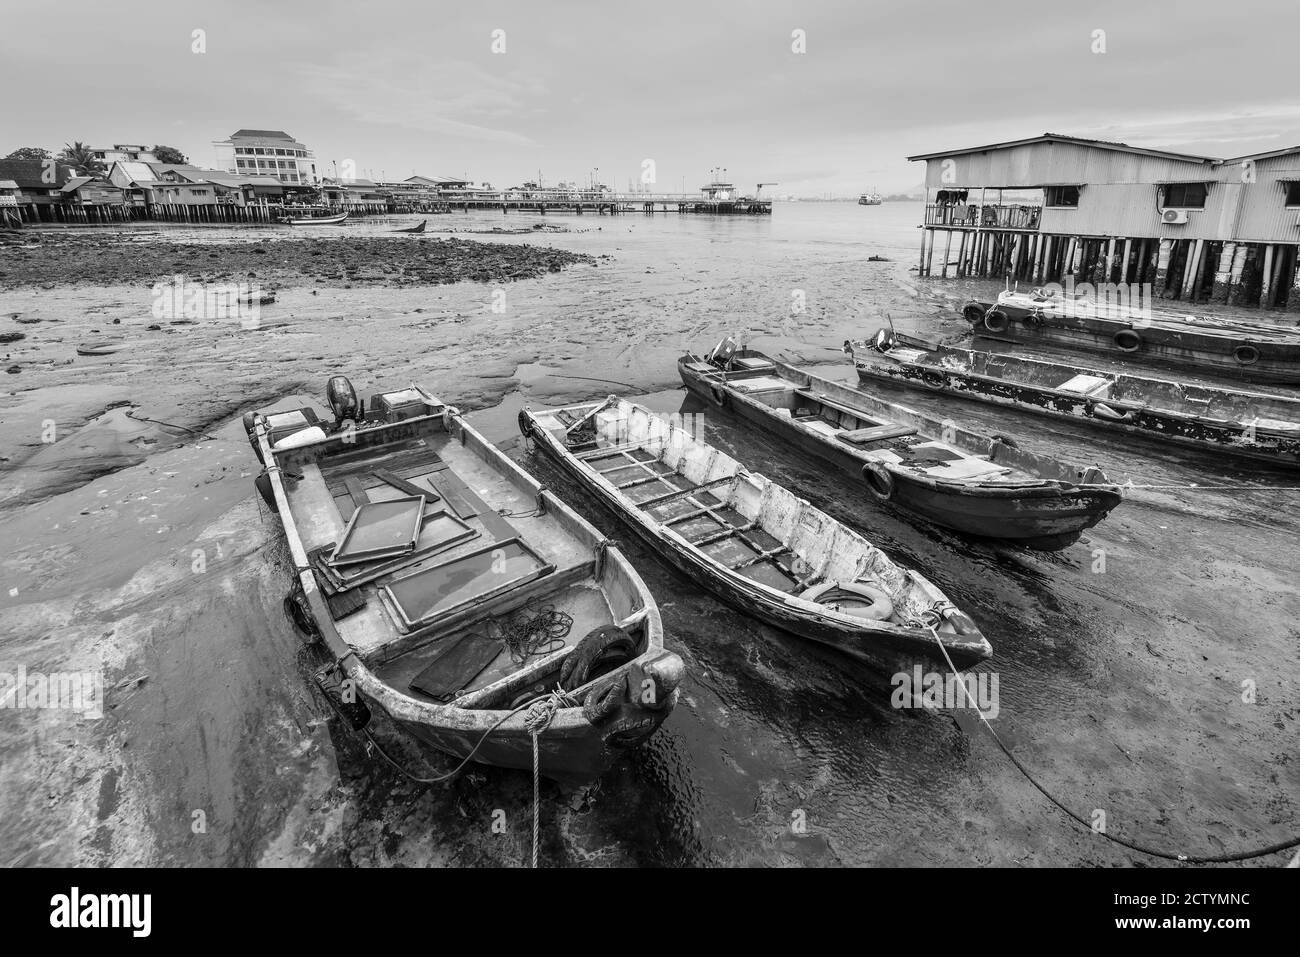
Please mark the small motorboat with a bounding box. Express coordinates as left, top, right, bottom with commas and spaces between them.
519, 397, 992, 673
963, 289, 1300, 385
851, 329, 1300, 468
679, 338, 1123, 550
395, 219, 428, 233
245, 378, 683, 784
278, 211, 349, 226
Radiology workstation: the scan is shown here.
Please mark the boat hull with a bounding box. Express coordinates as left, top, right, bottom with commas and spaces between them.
383, 689, 679, 786
966, 299, 1300, 385
679, 359, 1119, 550
854, 350, 1300, 469
522, 408, 991, 672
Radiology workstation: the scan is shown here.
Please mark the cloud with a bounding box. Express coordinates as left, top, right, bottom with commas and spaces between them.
295, 54, 546, 146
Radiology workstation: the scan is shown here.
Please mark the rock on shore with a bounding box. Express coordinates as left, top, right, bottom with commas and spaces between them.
0, 234, 595, 288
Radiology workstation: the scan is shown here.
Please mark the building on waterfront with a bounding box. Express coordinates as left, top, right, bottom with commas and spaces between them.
90, 144, 158, 165
405, 174, 471, 190
60, 176, 126, 207
107, 161, 284, 208
910, 133, 1300, 309
211, 129, 318, 185
321, 177, 387, 210
0, 159, 78, 208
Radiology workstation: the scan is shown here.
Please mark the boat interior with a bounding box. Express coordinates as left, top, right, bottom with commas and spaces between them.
892, 345, 1300, 433
683, 347, 1079, 486
531, 398, 951, 630
265, 390, 650, 710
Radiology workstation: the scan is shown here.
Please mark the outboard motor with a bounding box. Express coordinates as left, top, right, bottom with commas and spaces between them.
242, 411, 264, 464
326, 375, 359, 429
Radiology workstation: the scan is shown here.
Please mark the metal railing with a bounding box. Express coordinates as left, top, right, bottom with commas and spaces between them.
925, 203, 1041, 229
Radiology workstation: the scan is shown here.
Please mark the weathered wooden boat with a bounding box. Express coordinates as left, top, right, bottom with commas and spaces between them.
519, 397, 992, 673
678, 339, 1123, 550
278, 211, 349, 226
244, 378, 683, 784
849, 329, 1300, 468
963, 289, 1300, 385
395, 219, 428, 233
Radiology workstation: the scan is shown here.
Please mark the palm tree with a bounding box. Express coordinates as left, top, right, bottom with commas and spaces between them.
59, 141, 105, 175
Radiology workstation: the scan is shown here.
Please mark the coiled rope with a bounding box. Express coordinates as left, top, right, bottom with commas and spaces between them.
925, 627, 1300, 864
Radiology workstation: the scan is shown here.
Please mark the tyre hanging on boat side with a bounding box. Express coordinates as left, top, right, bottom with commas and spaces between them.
284, 580, 320, 643
982, 308, 1010, 333
963, 303, 987, 325
709, 383, 729, 408
1113, 329, 1142, 352
242, 412, 264, 464
1233, 343, 1260, 365
862, 461, 895, 501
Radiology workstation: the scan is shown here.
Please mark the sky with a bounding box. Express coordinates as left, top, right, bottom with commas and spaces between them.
3, 0, 1299, 197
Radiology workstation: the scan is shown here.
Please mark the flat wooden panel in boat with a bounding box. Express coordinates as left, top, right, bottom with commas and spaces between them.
383, 539, 552, 628
330, 495, 425, 565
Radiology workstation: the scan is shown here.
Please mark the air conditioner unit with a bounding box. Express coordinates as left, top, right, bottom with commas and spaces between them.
1161, 208, 1189, 225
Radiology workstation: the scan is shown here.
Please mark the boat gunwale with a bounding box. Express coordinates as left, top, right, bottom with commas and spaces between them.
523, 399, 991, 659
679, 353, 1121, 499
253, 400, 670, 733
863, 344, 1300, 431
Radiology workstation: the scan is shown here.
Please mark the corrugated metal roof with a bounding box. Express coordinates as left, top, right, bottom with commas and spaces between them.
0, 180, 18, 189
60, 176, 94, 192
231, 129, 292, 139
908, 133, 1217, 165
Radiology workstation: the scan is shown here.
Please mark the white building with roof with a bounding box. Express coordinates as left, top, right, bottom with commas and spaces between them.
211, 129, 318, 185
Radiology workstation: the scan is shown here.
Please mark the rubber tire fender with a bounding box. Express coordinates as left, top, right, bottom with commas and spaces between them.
1113, 329, 1142, 353
962, 303, 987, 325
799, 580, 895, 622
862, 461, 895, 501
1233, 343, 1260, 365
560, 624, 638, 692
982, 308, 1010, 333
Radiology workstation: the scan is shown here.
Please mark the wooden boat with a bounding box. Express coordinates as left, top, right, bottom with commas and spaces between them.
278, 211, 349, 226
395, 219, 428, 233
244, 378, 683, 784
964, 289, 1300, 385
519, 397, 992, 673
678, 339, 1123, 550
849, 329, 1300, 468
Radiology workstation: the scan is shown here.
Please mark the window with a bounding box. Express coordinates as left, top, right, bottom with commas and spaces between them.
1044, 185, 1081, 207
236, 159, 247, 169
1285, 182, 1300, 207
1162, 182, 1207, 208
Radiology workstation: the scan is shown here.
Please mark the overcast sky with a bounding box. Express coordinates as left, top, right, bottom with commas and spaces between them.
3, 0, 1297, 195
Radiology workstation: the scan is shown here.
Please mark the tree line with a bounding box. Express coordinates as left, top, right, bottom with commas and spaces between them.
2, 143, 189, 173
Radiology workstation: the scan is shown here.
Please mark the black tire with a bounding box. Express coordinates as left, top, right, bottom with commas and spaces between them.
1233, 343, 1260, 365
962, 303, 987, 325
284, 581, 319, 643
862, 461, 895, 501
560, 625, 638, 692
517, 409, 533, 438
1114, 329, 1142, 353
709, 384, 729, 408
991, 434, 1019, 449
982, 309, 1009, 333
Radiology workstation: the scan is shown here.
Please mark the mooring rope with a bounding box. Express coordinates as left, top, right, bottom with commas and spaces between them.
346, 688, 576, 867
1080, 482, 1300, 492
925, 627, 1300, 864
523, 695, 564, 868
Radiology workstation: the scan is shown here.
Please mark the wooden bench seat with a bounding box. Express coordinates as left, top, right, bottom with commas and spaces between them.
836, 423, 919, 446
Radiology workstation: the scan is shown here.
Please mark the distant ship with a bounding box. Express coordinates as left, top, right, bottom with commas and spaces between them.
858, 188, 883, 206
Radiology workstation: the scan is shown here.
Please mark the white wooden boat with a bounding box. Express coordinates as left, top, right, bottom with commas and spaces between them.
520, 397, 992, 673
279, 210, 349, 226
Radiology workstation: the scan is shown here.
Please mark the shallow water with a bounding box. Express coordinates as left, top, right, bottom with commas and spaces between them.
1, 202, 1297, 867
